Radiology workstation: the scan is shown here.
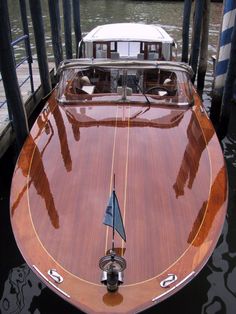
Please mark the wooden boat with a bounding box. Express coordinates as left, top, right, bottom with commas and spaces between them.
10, 59, 227, 313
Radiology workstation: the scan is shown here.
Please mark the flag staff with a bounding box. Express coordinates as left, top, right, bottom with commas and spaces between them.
112, 173, 115, 252
100, 174, 127, 292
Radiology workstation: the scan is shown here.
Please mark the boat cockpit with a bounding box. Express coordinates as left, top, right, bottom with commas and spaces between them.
57, 60, 194, 107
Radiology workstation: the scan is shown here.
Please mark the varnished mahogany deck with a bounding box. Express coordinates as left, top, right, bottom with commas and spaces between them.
10, 91, 227, 313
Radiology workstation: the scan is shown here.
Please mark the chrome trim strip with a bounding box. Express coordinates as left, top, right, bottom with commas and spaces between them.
57, 59, 193, 76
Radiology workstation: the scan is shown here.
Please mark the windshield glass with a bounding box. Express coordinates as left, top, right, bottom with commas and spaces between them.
57, 62, 193, 106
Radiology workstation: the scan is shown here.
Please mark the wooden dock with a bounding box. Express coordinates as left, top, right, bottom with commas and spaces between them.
0, 60, 55, 158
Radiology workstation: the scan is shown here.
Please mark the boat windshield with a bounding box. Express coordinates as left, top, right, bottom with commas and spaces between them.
57, 60, 193, 107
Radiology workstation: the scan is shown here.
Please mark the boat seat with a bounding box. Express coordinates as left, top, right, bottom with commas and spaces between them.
65, 78, 94, 100
148, 52, 159, 60
137, 53, 144, 60
163, 78, 177, 95
111, 52, 120, 60
117, 86, 132, 96
82, 85, 95, 94
96, 50, 107, 58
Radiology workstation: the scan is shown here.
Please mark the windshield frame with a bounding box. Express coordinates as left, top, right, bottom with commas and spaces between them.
56, 59, 194, 107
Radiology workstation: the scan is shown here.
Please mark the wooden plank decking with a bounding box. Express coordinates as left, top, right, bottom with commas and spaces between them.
0, 60, 54, 157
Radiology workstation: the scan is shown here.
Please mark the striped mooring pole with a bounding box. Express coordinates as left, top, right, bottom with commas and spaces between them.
211, 0, 236, 126
213, 0, 236, 96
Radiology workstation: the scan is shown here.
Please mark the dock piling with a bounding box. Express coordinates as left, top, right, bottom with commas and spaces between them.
0, 0, 29, 148
48, 0, 64, 68
197, 0, 211, 92
19, 0, 34, 93
29, 0, 52, 96
211, 0, 236, 127
220, 14, 236, 137
72, 0, 82, 57
190, 0, 204, 83
182, 0, 192, 63
63, 0, 73, 59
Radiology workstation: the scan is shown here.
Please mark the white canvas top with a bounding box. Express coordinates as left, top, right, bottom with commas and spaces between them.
83, 23, 174, 44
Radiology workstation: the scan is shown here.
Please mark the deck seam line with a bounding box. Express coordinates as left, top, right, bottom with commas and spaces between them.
122, 106, 130, 254
105, 105, 119, 254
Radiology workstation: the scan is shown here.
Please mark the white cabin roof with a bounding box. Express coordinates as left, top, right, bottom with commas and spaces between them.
83, 23, 174, 44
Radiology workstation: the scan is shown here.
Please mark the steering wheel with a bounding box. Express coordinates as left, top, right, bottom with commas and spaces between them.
145, 86, 170, 96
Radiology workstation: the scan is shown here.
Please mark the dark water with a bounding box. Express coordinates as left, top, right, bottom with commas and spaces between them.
1, 1, 236, 313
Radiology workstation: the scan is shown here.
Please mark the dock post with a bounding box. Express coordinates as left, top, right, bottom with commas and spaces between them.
72, 0, 82, 57
63, 0, 73, 59
189, 0, 204, 83
0, 0, 29, 148
48, 0, 63, 68
19, 0, 34, 93
219, 15, 236, 137
29, 0, 52, 95
182, 0, 192, 63
211, 0, 236, 126
197, 0, 211, 92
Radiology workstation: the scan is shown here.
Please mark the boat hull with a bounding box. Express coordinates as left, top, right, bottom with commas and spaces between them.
10, 91, 227, 313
